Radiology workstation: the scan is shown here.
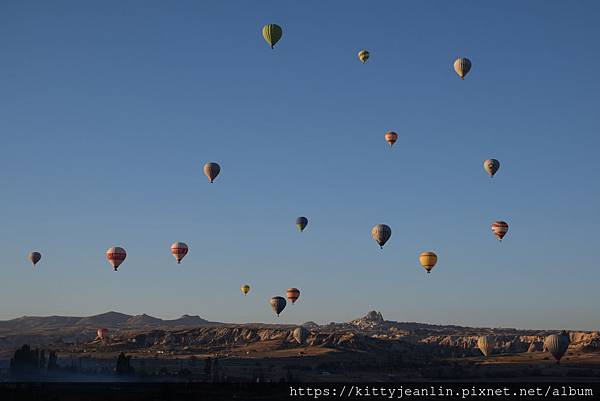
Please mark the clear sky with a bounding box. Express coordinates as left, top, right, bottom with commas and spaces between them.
0, 1, 598, 330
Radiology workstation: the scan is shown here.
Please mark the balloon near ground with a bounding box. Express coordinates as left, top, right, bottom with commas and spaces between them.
358, 50, 369, 63
483, 159, 500, 177
293, 326, 309, 344
385, 131, 398, 147
28, 251, 41, 267
203, 162, 221, 183
296, 216, 308, 232
453, 57, 472, 80
544, 331, 570, 364
419, 251, 437, 274
286, 288, 300, 304
270, 296, 286, 316
170, 242, 188, 264
97, 328, 109, 343
371, 224, 392, 249
106, 247, 126, 271
262, 24, 283, 49
491, 221, 509, 241
477, 335, 495, 357
241, 284, 250, 296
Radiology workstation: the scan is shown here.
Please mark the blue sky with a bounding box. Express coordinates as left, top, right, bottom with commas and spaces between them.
0, 1, 598, 330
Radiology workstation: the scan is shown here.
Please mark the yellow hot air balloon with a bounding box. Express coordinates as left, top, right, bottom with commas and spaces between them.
419, 251, 437, 274
262, 24, 283, 49
241, 284, 250, 296
358, 50, 369, 63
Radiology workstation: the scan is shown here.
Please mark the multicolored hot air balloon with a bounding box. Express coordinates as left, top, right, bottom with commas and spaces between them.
453, 57, 472, 80
371, 224, 391, 249
293, 326, 309, 344
483, 159, 500, 177
477, 335, 495, 357
544, 331, 570, 364
358, 50, 369, 63
97, 328, 109, 343
286, 288, 300, 304
270, 296, 287, 316
28, 252, 41, 267
262, 24, 283, 49
296, 217, 308, 232
385, 131, 398, 147
203, 162, 221, 183
241, 284, 250, 296
106, 246, 126, 271
170, 242, 188, 264
419, 251, 438, 274
491, 221, 509, 242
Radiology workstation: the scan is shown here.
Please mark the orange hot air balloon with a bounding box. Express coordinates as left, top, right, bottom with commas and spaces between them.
491, 221, 509, 242
419, 251, 438, 274
97, 328, 109, 343
170, 242, 188, 264
286, 288, 300, 304
106, 246, 126, 271
385, 131, 398, 147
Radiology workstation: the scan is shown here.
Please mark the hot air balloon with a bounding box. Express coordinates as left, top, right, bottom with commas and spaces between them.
287, 288, 300, 304
293, 327, 309, 344
483, 159, 500, 177
371, 224, 391, 249
453, 57, 472, 80
97, 328, 109, 343
262, 24, 283, 49
477, 335, 495, 357
358, 50, 369, 63
241, 284, 250, 296
270, 296, 286, 316
28, 252, 41, 267
106, 246, 126, 271
491, 221, 509, 242
296, 217, 308, 232
544, 331, 570, 364
419, 251, 438, 274
203, 162, 221, 183
170, 242, 188, 264
385, 131, 398, 147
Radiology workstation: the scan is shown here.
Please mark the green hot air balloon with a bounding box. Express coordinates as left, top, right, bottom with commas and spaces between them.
262, 24, 283, 49
293, 326, 309, 344
270, 296, 287, 316
544, 331, 570, 364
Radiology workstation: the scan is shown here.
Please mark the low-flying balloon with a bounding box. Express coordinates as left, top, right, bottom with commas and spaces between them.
262, 24, 283, 49
97, 328, 109, 343
170, 242, 188, 264
270, 296, 287, 316
453, 57, 472, 80
491, 221, 509, 242
296, 217, 308, 232
385, 131, 398, 147
419, 251, 438, 274
287, 288, 300, 304
358, 50, 369, 63
477, 335, 495, 357
106, 246, 126, 271
371, 224, 391, 249
28, 252, 41, 267
544, 331, 570, 364
293, 326, 309, 344
203, 162, 221, 183
483, 159, 500, 178
241, 284, 250, 296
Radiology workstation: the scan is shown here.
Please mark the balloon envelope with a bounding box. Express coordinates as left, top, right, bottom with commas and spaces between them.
454, 57, 472, 79
97, 328, 109, 342
477, 336, 495, 357
358, 50, 369, 63
483, 159, 500, 177
203, 162, 221, 183
106, 247, 126, 271
286, 288, 300, 304
241, 285, 250, 296
270, 296, 287, 316
419, 251, 437, 273
385, 131, 398, 147
545, 331, 570, 363
262, 24, 283, 49
491, 221, 509, 241
28, 251, 41, 267
170, 242, 188, 264
293, 327, 309, 344
371, 224, 391, 249
296, 217, 308, 232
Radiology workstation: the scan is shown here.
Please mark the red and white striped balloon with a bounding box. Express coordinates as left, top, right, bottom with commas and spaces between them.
106, 246, 127, 271
491, 221, 509, 241
170, 242, 189, 264
286, 288, 300, 304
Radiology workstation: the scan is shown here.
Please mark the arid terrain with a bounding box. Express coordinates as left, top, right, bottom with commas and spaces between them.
1, 311, 599, 382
